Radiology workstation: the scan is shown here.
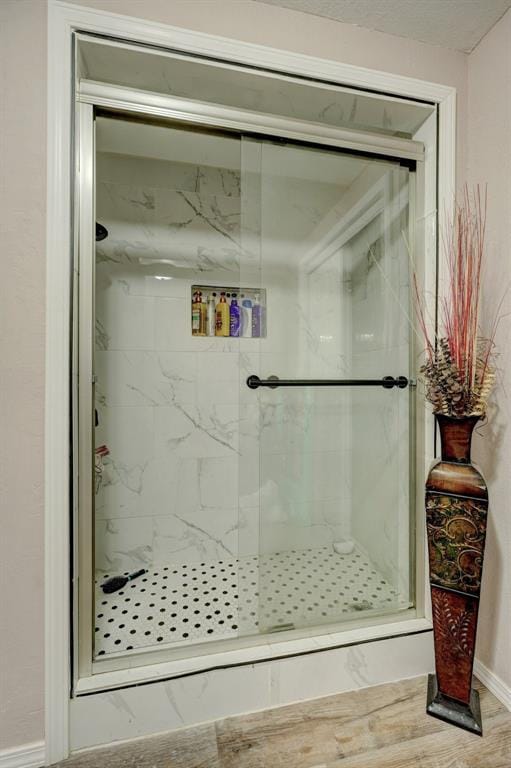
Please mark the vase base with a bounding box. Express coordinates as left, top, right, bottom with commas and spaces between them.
426, 674, 482, 736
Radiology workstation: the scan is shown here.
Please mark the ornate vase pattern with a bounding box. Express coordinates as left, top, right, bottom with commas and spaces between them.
425, 415, 488, 736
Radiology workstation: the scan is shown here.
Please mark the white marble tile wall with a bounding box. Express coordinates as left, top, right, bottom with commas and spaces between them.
95, 144, 243, 574
94, 142, 353, 574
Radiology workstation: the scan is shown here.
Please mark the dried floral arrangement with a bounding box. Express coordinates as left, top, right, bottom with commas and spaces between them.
414, 186, 499, 418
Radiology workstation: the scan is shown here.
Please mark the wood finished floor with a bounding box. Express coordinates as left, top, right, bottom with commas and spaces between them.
57, 676, 511, 768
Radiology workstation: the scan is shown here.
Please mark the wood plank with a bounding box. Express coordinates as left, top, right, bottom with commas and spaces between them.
317, 711, 511, 768
215, 677, 506, 768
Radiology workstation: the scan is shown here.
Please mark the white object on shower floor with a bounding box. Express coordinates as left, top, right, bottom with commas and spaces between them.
333, 539, 355, 555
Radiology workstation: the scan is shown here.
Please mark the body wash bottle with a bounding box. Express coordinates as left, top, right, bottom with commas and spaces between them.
207, 292, 216, 336
252, 293, 262, 338
192, 290, 202, 336
241, 297, 252, 338
229, 293, 240, 337
215, 292, 230, 336
200, 293, 208, 336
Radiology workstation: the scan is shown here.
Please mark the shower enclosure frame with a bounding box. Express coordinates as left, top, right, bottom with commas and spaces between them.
75, 75, 426, 685
45, 2, 456, 761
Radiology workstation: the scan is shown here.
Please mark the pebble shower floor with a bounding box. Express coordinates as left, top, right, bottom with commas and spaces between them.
94, 546, 401, 657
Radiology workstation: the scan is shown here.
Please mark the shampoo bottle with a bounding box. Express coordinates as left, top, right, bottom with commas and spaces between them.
207, 292, 216, 336
241, 297, 252, 338
229, 293, 240, 337
252, 293, 263, 338
200, 293, 208, 336
192, 290, 202, 336
215, 292, 230, 336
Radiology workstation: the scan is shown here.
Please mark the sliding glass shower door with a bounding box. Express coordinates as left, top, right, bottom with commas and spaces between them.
93, 118, 247, 657
90, 112, 415, 662
238, 137, 414, 634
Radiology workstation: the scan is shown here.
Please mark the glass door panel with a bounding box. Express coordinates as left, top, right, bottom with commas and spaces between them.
238, 137, 415, 634
93, 117, 249, 657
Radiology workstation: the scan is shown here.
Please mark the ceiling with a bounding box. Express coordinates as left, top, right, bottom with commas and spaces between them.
252, 0, 511, 52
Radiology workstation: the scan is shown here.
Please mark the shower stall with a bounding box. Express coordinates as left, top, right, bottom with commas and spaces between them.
74, 34, 435, 683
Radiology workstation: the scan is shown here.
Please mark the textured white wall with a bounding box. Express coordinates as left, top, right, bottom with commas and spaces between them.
1, 0, 469, 753
0, 0, 47, 752
467, 8, 511, 692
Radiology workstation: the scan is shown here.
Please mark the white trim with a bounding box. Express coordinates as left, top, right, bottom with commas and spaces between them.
76, 102, 96, 681
474, 659, 511, 711
0, 743, 44, 768
411, 109, 438, 624
436, 92, 457, 314
76, 31, 436, 111
45, 2, 73, 765
46, 1, 456, 762
438, 93, 457, 214
53, 1, 457, 102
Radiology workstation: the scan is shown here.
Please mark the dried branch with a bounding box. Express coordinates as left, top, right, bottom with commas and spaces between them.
414, 185, 499, 417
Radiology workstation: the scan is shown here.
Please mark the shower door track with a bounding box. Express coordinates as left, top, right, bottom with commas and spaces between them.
74, 79, 427, 688
77, 80, 425, 164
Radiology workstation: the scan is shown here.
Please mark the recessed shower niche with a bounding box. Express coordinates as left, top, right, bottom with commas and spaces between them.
191, 285, 267, 338
75, 34, 434, 681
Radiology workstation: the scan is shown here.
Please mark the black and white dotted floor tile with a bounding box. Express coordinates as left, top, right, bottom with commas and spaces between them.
94, 546, 399, 658
256, 548, 399, 631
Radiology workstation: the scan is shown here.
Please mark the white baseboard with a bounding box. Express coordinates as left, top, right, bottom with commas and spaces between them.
474, 658, 511, 711
0, 742, 44, 768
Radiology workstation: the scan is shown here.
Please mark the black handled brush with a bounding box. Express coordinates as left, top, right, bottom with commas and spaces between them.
101, 568, 146, 594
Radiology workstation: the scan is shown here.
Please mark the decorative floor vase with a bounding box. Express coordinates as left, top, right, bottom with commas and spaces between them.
425, 414, 488, 736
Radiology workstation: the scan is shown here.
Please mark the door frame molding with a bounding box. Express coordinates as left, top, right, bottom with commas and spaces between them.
46, 1, 456, 762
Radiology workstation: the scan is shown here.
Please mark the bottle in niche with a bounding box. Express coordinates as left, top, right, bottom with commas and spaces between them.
200, 292, 208, 336
252, 293, 264, 338
215, 291, 230, 336
260, 295, 266, 336
229, 293, 240, 337
192, 290, 202, 336
241, 296, 252, 338
207, 292, 216, 336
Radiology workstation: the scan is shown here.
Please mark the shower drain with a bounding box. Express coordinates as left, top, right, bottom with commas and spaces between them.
350, 600, 374, 611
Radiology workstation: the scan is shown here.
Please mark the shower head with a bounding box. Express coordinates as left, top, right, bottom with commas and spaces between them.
96, 222, 108, 242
